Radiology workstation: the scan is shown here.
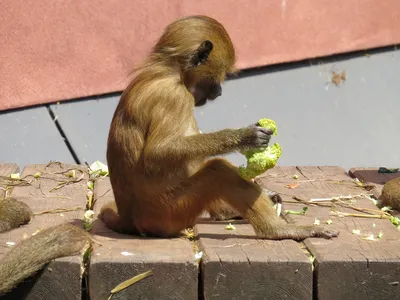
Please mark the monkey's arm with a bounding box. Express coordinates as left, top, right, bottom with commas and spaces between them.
142, 90, 272, 168
184, 128, 261, 155
0, 224, 91, 295
144, 125, 272, 169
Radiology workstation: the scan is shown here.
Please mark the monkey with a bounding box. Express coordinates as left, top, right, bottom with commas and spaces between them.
379, 177, 400, 211
0, 197, 32, 233
0, 197, 92, 296
100, 15, 339, 241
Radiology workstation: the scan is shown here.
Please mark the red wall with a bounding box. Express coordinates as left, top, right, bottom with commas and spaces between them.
1, 0, 400, 111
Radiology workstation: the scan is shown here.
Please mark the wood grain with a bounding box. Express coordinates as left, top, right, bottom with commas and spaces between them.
0, 163, 89, 300
0, 163, 20, 198
349, 167, 400, 198
195, 198, 313, 299
89, 177, 198, 300
256, 166, 400, 300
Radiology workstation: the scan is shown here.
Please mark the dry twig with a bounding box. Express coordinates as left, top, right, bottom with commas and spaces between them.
34, 206, 84, 215
108, 270, 153, 300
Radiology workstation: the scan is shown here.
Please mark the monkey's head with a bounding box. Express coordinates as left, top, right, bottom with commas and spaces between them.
153, 15, 237, 106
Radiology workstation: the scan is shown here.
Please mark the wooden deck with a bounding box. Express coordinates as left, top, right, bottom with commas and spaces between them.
1, 163, 399, 300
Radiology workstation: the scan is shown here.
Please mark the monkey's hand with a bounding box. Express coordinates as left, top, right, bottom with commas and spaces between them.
242, 125, 274, 149
238, 118, 282, 180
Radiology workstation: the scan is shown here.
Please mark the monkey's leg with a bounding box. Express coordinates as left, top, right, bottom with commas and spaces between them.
208, 183, 283, 221
263, 189, 282, 205
172, 158, 339, 241
207, 200, 242, 221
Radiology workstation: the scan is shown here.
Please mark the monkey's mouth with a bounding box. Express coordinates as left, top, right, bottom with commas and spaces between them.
195, 97, 208, 106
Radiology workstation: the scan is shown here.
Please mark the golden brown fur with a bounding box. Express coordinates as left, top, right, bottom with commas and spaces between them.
101, 15, 339, 240
380, 177, 400, 211
0, 198, 32, 233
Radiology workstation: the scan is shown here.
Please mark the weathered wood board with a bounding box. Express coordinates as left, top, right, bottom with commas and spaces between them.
349, 167, 400, 199
256, 166, 400, 300
89, 177, 198, 300
196, 219, 313, 300
0, 163, 19, 198
0, 163, 89, 300
1, 163, 399, 299
195, 169, 315, 300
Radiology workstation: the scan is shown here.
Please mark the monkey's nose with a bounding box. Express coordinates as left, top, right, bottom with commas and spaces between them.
209, 92, 221, 100
216, 85, 222, 96
210, 86, 222, 100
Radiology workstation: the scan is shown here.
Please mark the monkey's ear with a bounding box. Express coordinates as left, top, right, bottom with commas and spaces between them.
190, 40, 213, 67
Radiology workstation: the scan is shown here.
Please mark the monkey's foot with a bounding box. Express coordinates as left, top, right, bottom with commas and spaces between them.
263, 189, 282, 204
310, 226, 340, 239
256, 225, 340, 241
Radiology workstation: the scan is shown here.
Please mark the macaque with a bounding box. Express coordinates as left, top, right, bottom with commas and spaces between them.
0, 198, 91, 295
101, 15, 339, 241
380, 177, 400, 211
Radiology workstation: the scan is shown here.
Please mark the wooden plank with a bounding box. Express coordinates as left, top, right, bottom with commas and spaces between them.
255, 166, 400, 300
349, 167, 400, 198
0, 163, 19, 198
89, 177, 198, 300
196, 220, 313, 298
0, 163, 89, 300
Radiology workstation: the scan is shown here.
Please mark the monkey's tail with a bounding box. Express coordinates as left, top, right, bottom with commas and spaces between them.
0, 223, 91, 295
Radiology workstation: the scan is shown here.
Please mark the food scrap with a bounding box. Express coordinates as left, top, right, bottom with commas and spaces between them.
285, 182, 300, 189
362, 234, 376, 241
66, 169, 76, 178
10, 173, 20, 179
87, 181, 94, 190
273, 203, 282, 216
238, 118, 282, 180
194, 251, 204, 261
225, 223, 236, 230
89, 160, 109, 177
284, 206, 308, 215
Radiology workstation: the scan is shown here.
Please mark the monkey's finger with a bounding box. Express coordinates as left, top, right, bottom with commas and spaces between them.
257, 127, 274, 136
247, 123, 258, 129
258, 134, 272, 141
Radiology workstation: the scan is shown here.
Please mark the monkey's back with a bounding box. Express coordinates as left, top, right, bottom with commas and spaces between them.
106, 68, 197, 205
